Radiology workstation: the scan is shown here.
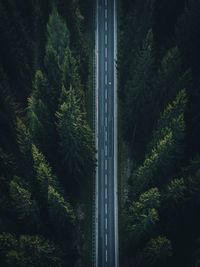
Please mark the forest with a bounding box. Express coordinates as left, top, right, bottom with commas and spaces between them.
1, 0, 200, 266
0, 0, 94, 266
119, 0, 200, 266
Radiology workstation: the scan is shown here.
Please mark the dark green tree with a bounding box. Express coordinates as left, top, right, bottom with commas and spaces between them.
130, 90, 187, 200
143, 236, 172, 267
9, 177, 38, 223
0, 233, 63, 267
127, 188, 160, 245
56, 87, 95, 191
123, 30, 157, 162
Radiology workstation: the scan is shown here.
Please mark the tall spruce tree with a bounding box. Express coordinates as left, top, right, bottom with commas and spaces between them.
129, 90, 187, 200
56, 87, 95, 194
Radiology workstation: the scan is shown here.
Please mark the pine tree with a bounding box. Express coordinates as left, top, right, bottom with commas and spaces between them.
62, 47, 83, 96
127, 188, 160, 245
32, 145, 55, 202
46, 8, 70, 65
48, 185, 75, 231
130, 90, 187, 200
32, 145, 74, 231
27, 71, 53, 157
56, 87, 95, 191
156, 47, 191, 113
16, 118, 33, 176
0, 233, 63, 267
44, 8, 82, 111
124, 30, 157, 162
44, 7, 69, 94
9, 177, 38, 223
143, 236, 172, 267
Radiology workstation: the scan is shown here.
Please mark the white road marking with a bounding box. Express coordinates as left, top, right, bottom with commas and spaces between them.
105, 173, 107, 185
105, 0, 107, 6
105, 21, 107, 31
105, 89, 108, 100
105, 144, 108, 156
105, 117, 108, 127
105, 74, 108, 85
95, 1, 99, 266
105, 203, 107, 215
105, 159, 107, 170
105, 9, 107, 19
113, 0, 119, 265
105, 47, 108, 57
105, 217, 108, 230
105, 233, 108, 246
105, 102, 107, 113
105, 187, 108, 199
105, 131, 108, 142
105, 34, 108, 45
102, 153, 104, 171
106, 249, 108, 263
105, 61, 108, 72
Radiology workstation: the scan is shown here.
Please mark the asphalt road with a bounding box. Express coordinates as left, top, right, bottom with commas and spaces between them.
95, 0, 118, 266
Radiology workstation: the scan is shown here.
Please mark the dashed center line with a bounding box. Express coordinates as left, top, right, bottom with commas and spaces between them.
105, 217, 108, 230
105, 9, 108, 19
105, 89, 108, 100
105, 61, 108, 72
105, 131, 108, 142
105, 203, 107, 215
105, 187, 108, 199
105, 21, 107, 31
105, 34, 108, 45
105, 74, 108, 85
105, 47, 108, 58
105, 174, 107, 185
105, 117, 108, 127
105, 144, 108, 157
105, 102, 107, 113
105, 233, 108, 247
106, 249, 108, 263
105, 159, 108, 170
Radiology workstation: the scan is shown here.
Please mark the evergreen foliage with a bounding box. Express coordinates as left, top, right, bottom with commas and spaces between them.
120, 0, 200, 266
143, 236, 172, 266
10, 177, 38, 222
0, 2, 93, 265
56, 87, 95, 190
129, 90, 186, 200
0, 233, 63, 267
127, 188, 160, 244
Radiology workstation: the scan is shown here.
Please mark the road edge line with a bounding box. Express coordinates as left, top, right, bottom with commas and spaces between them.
114, 0, 119, 266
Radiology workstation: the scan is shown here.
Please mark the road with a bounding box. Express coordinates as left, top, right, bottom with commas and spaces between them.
95, 0, 118, 266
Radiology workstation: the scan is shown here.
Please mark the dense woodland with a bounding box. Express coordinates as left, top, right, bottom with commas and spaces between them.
119, 0, 200, 266
1, 0, 200, 266
0, 0, 94, 266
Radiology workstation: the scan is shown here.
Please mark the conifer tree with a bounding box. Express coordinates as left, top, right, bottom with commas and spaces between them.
0, 233, 63, 267
27, 71, 53, 157
10, 177, 38, 222
56, 87, 95, 190
32, 144, 55, 202
44, 8, 82, 111
32, 145, 74, 230
143, 236, 172, 266
127, 188, 160, 244
124, 30, 157, 162
44, 8, 69, 95
130, 90, 187, 199
48, 185, 75, 230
